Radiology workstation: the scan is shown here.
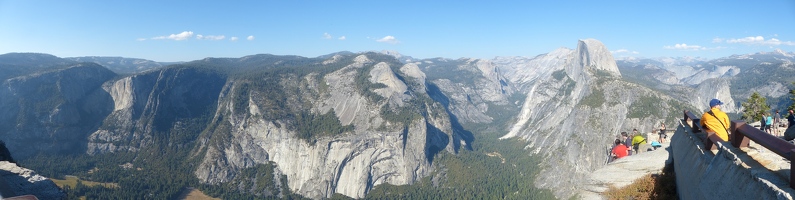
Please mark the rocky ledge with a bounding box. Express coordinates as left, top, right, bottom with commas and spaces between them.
0, 161, 64, 199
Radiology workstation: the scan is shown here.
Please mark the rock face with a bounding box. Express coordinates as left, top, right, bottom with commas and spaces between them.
187, 54, 461, 199
86, 66, 226, 155
691, 78, 738, 113
0, 161, 65, 199
419, 57, 515, 125
5, 47, 791, 199
0, 63, 116, 158
572, 39, 621, 78
615, 51, 795, 111
489, 39, 684, 199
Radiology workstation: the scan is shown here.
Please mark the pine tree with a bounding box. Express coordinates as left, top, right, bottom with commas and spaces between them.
742, 92, 770, 122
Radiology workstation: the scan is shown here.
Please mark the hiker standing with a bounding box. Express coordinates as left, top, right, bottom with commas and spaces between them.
774, 110, 781, 136
658, 122, 667, 143
759, 113, 770, 134
766, 113, 774, 135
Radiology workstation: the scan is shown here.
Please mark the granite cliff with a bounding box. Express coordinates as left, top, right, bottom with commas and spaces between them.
189, 54, 465, 199
3, 44, 786, 199
497, 40, 687, 199
0, 63, 116, 158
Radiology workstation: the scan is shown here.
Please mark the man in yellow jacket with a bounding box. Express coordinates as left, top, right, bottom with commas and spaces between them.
701, 99, 730, 141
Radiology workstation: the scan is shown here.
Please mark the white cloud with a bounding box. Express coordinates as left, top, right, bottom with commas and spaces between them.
712, 34, 795, 46
611, 49, 639, 54
152, 31, 194, 41
146, 31, 259, 42
338, 36, 346, 40
376, 35, 399, 44
664, 43, 705, 50
726, 36, 764, 44
323, 32, 332, 39
196, 35, 225, 40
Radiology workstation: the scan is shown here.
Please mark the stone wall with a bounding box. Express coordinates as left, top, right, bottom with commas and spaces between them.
671, 120, 794, 199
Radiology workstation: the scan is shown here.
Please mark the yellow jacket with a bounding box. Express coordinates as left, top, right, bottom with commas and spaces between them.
701, 107, 730, 141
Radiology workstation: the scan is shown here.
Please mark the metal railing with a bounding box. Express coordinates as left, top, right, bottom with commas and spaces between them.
683, 110, 795, 189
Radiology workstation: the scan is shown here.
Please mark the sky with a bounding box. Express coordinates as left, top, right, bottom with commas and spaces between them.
1, 1, 794, 62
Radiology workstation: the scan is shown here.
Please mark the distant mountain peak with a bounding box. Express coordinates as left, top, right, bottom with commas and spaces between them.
379, 50, 417, 63
773, 49, 793, 57
565, 39, 621, 78
380, 50, 402, 57
578, 39, 620, 74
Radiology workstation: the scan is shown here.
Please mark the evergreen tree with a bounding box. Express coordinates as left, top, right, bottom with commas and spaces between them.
742, 92, 770, 122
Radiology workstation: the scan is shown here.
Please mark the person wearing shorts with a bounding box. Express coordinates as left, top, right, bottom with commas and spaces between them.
658, 123, 667, 143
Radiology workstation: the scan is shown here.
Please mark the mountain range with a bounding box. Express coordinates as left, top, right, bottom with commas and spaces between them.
0, 39, 793, 199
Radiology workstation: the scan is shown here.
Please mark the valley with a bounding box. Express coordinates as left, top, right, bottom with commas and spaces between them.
0, 40, 793, 199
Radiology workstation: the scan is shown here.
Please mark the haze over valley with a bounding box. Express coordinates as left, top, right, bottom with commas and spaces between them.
1, 1, 794, 199
1, 40, 794, 198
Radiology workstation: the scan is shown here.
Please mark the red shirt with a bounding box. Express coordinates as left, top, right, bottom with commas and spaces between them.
612, 145, 628, 159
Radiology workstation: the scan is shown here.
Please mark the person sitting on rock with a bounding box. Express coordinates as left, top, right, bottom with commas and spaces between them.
621, 132, 632, 156
611, 139, 628, 161
700, 99, 730, 141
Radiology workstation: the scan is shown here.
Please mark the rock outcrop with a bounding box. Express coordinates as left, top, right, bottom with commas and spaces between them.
571, 39, 621, 78
0, 161, 65, 199
580, 143, 671, 199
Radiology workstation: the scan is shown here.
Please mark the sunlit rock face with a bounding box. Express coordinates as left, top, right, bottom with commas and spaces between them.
191, 55, 464, 199
492, 39, 683, 199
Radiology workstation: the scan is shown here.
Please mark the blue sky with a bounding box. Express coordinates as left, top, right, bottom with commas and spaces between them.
1, 1, 794, 62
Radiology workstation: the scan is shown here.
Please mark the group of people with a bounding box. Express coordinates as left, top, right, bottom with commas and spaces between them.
609, 125, 666, 162
760, 110, 794, 136
607, 98, 795, 163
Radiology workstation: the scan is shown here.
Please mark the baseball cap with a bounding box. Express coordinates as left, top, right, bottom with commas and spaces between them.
709, 99, 723, 107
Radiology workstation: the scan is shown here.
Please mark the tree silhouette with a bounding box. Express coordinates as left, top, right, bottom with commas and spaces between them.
742, 92, 770, 122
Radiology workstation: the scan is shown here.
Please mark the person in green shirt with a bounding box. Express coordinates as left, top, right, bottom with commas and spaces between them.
631, 130, 650, 154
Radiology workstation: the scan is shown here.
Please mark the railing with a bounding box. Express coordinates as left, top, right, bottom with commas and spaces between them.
683, 110, 795, 189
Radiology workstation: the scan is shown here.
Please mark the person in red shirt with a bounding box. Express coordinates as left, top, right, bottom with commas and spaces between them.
611, 139, 629, 161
